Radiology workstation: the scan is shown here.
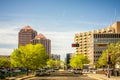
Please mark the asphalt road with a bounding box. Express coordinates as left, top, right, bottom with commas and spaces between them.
25, 70, 97, 80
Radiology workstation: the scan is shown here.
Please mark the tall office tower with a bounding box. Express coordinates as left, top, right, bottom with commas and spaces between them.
31, 33, 51, 56
18, 26, 37, 46
65, 53, 74, 66
74, 21, 120, 66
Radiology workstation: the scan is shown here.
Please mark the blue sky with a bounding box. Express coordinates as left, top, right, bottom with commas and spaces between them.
0, 0, 120, 60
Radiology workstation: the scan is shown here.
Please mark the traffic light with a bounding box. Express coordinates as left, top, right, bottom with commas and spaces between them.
72, 44, 75, 47
72, 43, 79, 47
107, 54, 111, 64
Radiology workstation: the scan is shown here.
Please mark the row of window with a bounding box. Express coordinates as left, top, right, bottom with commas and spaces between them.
94, 38, 120, 42
94, 34, 120, 38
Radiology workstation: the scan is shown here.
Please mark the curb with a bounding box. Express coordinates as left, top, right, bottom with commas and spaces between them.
16, 75, 34, 80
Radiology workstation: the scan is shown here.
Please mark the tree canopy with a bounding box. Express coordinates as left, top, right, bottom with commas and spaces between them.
47, 59, 62, 68
0, 57, 10, 68
70, 54, 89, 69
96, 50, 107, 68
97, 41, 120, 68
11, 44, 49, 69
47, 59, 55, 68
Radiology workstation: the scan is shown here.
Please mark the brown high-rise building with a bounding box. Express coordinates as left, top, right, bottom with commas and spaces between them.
18, 26, 51, 56
31, 33, 51, 56
18, 26, 37, 46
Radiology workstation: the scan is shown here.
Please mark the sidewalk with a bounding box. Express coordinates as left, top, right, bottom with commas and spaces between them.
87, 73, 120, 80
16, 75, 34, 80
6, 75, 34, 80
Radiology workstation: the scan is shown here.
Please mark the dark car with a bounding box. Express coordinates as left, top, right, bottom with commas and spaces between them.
35, 69, 50, 76
73, 69, 82, 74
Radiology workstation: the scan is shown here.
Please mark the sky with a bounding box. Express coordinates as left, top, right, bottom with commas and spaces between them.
0, 0, 120, 60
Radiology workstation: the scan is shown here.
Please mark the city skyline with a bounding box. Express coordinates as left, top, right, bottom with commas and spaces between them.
0, 0, 120, 60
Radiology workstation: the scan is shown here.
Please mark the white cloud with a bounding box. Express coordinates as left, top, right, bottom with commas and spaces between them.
0, 27, 18, 55
0, 27, 18, 44
0, 48, 13, 55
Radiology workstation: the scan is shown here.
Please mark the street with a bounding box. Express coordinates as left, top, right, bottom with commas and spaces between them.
24, 70, 97, 80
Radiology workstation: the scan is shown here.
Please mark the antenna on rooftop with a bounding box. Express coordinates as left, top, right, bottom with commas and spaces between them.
114, 8, 117, 22
110, 8, 117, 26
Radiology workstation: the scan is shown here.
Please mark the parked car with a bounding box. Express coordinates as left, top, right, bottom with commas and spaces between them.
68, 69, 74, 73
35, 69, 50, 76
13, 69, 21, 72
47, 69, 55, 72
73, 69, 82, 74
88, 68, 96, 73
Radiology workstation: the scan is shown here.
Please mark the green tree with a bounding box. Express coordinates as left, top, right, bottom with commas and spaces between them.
47, 59, 62, 68
98, 41, 120, 69
96, 50, 108, 69
97, 50, 107, 67
47, 59, 55, 68
54, 60, 61, 68
31, 44, 49, 68
0, 57, 10, 68
11, 44, 49, 75
70, 54, 89, 69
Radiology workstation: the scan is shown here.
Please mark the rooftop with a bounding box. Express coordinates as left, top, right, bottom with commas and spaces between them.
21, 25, 33, 31
35, 33, 46, 39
